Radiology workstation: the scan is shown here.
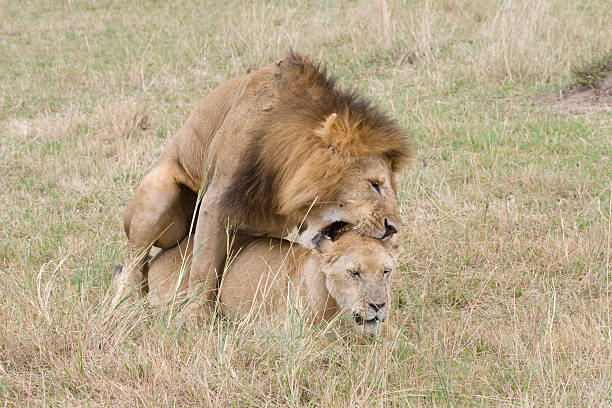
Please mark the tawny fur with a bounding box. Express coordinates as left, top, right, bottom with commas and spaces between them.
221, 53, 412, 224
147, 232, 397, 340
113, 51, 412, 319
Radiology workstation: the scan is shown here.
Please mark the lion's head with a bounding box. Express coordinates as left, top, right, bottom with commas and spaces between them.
295, 150, 403, 248
314, 231, 396, 337
222, 52, 412, 246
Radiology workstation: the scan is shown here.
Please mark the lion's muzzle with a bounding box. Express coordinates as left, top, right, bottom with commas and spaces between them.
381, 218, 398, 240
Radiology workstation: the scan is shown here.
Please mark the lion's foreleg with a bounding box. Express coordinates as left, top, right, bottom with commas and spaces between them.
182, 195, 227, 322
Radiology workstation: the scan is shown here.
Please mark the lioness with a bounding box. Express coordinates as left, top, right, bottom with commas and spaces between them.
147, 232, 397, 339
115, 51, 411, 320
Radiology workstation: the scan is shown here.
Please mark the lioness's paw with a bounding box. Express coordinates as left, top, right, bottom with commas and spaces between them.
110, 270, 145, 308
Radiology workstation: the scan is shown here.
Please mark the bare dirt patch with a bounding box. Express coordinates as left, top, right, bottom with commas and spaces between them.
544, 58, 612, 113
550, 76, 612, 113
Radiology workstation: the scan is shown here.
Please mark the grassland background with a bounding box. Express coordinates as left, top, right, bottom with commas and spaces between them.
1, 0, 611, 406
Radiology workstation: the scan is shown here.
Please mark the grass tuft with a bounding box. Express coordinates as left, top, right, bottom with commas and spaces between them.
570, 51, 612, 88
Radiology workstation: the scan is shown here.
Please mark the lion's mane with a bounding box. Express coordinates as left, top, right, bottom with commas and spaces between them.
221, 51, 412, 226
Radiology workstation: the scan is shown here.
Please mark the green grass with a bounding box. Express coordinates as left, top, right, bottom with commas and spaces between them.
1, 0, 612, 406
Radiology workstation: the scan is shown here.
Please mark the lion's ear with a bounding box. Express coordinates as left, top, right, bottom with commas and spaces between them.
323, 112, 338, 135
317, 113, 339, 148
318, 112, 357, 151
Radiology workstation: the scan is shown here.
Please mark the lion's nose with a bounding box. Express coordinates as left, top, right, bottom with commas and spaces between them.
369, 302, 386, 312
382, 219, 398, 239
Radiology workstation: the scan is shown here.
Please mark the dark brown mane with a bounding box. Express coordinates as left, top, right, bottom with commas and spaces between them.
221, 51, 412, 227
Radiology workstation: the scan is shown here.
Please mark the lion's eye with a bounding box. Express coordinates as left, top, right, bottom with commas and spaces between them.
349, 270, 361, 278
370, 181, 382, 194
383, 268, 391, 275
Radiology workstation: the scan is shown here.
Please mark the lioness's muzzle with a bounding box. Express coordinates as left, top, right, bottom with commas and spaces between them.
353, 313, 384, 325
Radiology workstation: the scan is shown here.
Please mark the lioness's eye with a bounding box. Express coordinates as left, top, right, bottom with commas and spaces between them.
370, 181, 382, 194
349, 270, 360, 278
383, 268, 391, 275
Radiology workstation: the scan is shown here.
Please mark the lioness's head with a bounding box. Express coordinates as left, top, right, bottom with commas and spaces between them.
315, 232, 396, 337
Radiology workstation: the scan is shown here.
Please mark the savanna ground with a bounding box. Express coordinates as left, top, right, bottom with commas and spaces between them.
1, 0, 611, 406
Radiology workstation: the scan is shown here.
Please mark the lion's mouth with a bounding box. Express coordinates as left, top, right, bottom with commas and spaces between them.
322, 221, 353, 239
311, 221, 352, 247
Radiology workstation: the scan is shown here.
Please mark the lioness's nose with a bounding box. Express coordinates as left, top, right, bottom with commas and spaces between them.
382, 219, 398, 239
369, 302, 386, 311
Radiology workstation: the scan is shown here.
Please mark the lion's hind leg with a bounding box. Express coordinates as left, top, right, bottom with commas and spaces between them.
112, 160, 198, 308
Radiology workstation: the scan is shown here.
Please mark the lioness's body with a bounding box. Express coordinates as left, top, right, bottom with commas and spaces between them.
148, 233, 396, 338
114, 52, 411, 320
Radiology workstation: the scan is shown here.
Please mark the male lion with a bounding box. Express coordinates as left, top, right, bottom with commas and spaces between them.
114, 51, 411, 320
147, 232, 397, 339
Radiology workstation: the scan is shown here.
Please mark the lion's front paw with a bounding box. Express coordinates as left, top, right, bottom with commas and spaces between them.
180, 301, 213, 325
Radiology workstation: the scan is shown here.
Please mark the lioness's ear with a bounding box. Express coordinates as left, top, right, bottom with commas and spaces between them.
383, 235, 403, 259
312, 234, 336, 262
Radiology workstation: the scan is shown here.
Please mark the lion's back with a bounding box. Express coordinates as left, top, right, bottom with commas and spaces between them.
162, 63, 280, 191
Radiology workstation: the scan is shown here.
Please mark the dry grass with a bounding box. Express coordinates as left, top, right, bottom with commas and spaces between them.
1, 0, 611, 406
